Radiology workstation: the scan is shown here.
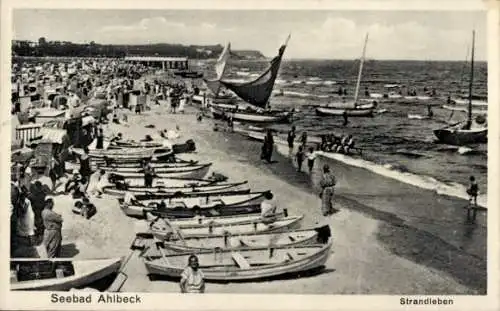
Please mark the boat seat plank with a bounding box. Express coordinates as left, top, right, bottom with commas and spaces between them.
231, 252, 251, 269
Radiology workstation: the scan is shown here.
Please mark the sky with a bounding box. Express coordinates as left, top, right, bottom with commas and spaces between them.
12, 9, 488, 61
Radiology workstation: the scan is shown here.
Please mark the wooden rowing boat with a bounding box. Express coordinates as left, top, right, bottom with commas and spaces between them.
158, 228, 321, 252
144, 215, 303, 239
71, 147, 172, 160
142, 241, 332, 281
108, 163, 212, 180
108, 176, 218, 188
10, 257, 123, 291
144, 210, 289, 229
104, 163, 211, 175
120, 191, 269, 212
126, 203, 262, 219
102, 181, 249, 197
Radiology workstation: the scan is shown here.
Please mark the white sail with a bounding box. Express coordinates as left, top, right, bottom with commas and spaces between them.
354, 33, 369, 106
215, 43, 231, 80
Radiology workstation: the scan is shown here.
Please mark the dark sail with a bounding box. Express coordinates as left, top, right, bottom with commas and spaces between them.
220, 35, 290, 108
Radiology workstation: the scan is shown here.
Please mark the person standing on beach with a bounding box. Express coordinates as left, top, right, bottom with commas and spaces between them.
287, 126, 296, 155
307, 147, 316, 173
78, 147, 92, 186
180, 255, 205, 293
96, 128, 104, 149
296, 146, 305, 172
319, 165, 337, 216
261, 129, 274, 163
41, 197, 63, 258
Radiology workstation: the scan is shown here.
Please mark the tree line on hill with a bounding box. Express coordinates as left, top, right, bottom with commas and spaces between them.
12, 37, 266, 60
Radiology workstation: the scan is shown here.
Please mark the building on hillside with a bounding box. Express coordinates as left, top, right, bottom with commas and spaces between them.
124, 56, 189, 70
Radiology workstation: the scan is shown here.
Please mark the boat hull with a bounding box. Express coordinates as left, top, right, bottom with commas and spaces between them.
130, 204, 262, 219
210, 106, 292, 123
148, 215, 303, 239
315, 105, 374, 117
161, 228, 319, 252
143, 242, 332, 281
109, 164, 211, 180
10, 257, 123, 291
102, 181, 248, 196
433, 128, 487, 145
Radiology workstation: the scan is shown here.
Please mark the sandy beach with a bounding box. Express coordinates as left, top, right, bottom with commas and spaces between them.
19, 102, 485, 295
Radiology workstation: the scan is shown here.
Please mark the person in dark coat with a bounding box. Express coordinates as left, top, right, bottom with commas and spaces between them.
96, 128, 104, 149
41, 197, 63, 258
78, 147, 92, 182
261, 129, 274, 163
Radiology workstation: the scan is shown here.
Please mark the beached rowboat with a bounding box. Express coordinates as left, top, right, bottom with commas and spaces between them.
10, 257, 123, 291
71, 147, 172, 160
125, 203, 262, 219
124, 191, 269, 208
144, 215, 303, 239
142, 241, 332, 281
119, 192, 269, 217
108, 163, 211, 180
102, 181, 249, 197
144, 210, 289, 229
103, 163, 211, 175
158, 228, 320, 252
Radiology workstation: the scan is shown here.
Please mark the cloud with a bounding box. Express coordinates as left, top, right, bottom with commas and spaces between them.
284, 16, 479, 60
93, 14, 482, 60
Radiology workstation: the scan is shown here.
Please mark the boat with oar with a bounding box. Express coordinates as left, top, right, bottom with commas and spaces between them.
133, 225, 326, 252
130, 203, 262, 219
10, 257, 123, 291
434, 31, 487, 146
102, 180, 249, 197
108, 175, 222, 188
70, 146, 172, 160
118, 191, 270, 217
142, 214, 303, 240
315, 33, 376, 117
66, 159, 199, 174
141, 240, 332, 281
119, 187, 252, 202
143, 209, 289, 229
107, 163, 212, 181
103, 163, 212, 176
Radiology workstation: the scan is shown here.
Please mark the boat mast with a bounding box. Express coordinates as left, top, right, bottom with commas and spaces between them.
353, 33, 369, 106
467, 30, 475, 129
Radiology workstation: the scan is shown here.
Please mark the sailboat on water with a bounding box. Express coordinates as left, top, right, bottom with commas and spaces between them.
208, 35, 293, 123
316, 33, 377, 117
433, 30, 487, 146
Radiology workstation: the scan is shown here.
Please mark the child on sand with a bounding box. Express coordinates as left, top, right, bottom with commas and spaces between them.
296, 146, 305, 172
467, 176, 478, 206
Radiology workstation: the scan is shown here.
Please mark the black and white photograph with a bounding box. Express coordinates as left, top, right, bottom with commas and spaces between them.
1, 0, 499, 310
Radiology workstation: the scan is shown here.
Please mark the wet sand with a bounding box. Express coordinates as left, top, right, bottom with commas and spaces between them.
25, 103, 485, 295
